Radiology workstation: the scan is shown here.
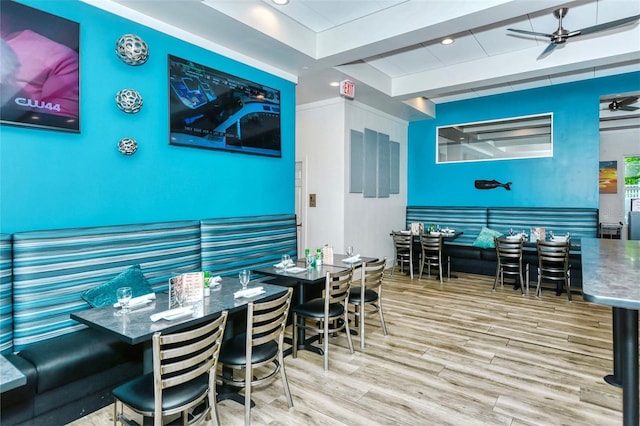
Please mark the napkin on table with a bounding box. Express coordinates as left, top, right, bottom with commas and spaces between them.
343, 254, 361, 263
208, 275, 222, 286
234, 286, 265, 299
113, 292, 156, 308
150, 307, 193, 322
273, 260, 294, 268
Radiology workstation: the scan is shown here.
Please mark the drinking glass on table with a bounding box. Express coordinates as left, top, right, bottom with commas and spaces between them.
345, 246, 354, 257
239, 269, 250, 289
281, 254, 291, 271
116, 287, 132, 314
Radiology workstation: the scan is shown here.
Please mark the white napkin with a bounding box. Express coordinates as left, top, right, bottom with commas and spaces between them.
274, 260, 294, 268
150, 307, 193, 322
234, 286, 265, 299
208, 275, 222, 286
113, 292, 156, 308
343, 254, 361, 263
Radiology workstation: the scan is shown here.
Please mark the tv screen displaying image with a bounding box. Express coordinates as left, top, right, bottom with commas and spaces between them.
1, 1, 80, 132
168, 54, 281, 157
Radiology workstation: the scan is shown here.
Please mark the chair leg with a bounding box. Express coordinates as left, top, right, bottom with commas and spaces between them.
359, 303, 365, 350
493, 263, 500, 291
525, 264, 529, 295
378, 302, 388, 336
536, 268, 541, 298
292, 313, 298, 358
210, 380, 221, 426
419, 255, 424, 279
278, 346, 294, 408
344, 310, 354, 354
566, 270, 572, 302
244, 362, 252, 426
113, 400, 119, 426
323, 319, 330, 372
438, 259, 443, 284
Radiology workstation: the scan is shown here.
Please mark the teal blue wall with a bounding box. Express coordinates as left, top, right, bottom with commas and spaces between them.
0, 0, 295, 234
408, 72, 640, 208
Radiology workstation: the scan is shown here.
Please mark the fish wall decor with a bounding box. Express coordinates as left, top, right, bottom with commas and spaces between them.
474, 180, 512, 191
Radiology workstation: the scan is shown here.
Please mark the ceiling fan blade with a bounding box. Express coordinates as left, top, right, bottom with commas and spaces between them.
537, 42, 558, 59
620, 105, 640, 111
507, 28, 554, 38
571, 14, 640, 37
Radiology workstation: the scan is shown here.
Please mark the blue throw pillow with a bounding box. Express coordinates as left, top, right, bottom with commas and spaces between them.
81, 264, 153, 308
472, 227, 503, 249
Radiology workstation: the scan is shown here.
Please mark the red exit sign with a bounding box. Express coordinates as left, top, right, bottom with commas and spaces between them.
340, 80, 355, 98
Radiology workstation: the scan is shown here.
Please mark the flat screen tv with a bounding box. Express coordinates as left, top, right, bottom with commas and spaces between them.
168, 54, 281, 157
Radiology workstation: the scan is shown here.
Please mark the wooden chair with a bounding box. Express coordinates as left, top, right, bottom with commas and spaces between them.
112, 311, 228, 426
418, 233, 448, 283
536, 239, 572, 301
217, 288, 294, 426
493, 236, 528, 294
348, 258, 388, 349
292, 268, 354, 371
391, 231, 414, 279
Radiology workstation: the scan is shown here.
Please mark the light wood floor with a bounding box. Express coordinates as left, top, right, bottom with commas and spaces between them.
68, 271, 623, 426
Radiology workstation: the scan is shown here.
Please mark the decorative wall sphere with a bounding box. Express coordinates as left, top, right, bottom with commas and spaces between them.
115, 34, 149, 66
118, 137, 138, 156
115, 89, 143, 114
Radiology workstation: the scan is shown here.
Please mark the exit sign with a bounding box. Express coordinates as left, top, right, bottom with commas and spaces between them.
340, 80, 355, 98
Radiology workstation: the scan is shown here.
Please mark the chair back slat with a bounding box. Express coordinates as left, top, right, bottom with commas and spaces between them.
248, 289, 293, 348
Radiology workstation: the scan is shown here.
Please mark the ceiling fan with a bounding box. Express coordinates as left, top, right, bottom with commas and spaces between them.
602, 96, 639, 112
507, 8, 640, 59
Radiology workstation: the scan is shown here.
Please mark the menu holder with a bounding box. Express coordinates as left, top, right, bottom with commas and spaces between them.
530, 227, 545, 243
169, 272, 204, 309
322, 245, 334, 265
410, 222, 424, 235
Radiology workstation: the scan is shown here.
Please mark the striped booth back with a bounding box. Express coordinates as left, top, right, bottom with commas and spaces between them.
11, 221, 201, 352
201, 214, 297, 277
406, 206, 488, 246
487, 208, 599, 239
0, 234, 12, 354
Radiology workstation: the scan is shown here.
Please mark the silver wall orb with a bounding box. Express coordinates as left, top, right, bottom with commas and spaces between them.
115, 34, 149, 66
115, 89, 143, 114
118, 137, 138, 156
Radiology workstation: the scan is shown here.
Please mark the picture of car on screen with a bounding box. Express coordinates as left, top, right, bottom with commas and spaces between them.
168, 54, 281, 158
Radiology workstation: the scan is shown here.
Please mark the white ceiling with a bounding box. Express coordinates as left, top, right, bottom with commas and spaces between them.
83, 0, 640, 121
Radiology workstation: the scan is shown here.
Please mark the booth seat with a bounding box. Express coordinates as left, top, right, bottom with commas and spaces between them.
406, 206, 599, 288
0, 214, 297, 426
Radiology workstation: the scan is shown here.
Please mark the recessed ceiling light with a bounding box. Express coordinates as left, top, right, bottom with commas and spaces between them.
441, 37, 454, 45
272, 0, 289, 5
329, 82, 340, 87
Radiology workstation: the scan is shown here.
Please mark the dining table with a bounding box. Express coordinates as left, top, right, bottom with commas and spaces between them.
581, 238, 640, 426
253, 260, 353, 356
70, 277, 288, 373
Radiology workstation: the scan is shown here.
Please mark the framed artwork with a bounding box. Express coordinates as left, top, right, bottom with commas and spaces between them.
599, 160, 617, 194
1, 1, 80, 132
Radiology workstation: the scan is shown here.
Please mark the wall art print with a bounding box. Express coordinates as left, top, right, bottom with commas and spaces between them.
599, 160, 618, 194
1, 2, 80, 132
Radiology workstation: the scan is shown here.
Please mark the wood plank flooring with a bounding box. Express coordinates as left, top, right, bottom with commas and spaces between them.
68, 271, 623, 426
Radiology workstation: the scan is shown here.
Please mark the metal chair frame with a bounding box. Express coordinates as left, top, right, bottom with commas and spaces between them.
493, 236, 528, 295
292, 268, 354, 371
419, 233, 449, 283
217, 288, 294, 426
348, 258, 388, 349
391, 231, 414, 279
113, 311, 228, 426
536, 239, 572, 301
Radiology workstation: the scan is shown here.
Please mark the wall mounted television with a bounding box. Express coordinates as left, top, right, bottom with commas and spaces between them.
168, 54, 281, 157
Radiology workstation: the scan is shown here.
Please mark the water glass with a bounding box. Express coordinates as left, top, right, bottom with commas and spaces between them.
239, 269, 250, 288
281, 254, 291, 271
116, 286, 132, 314
345, 246, 354, 256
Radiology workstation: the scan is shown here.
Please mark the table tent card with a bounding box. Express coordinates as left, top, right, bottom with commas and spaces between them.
169, 272, 204, 309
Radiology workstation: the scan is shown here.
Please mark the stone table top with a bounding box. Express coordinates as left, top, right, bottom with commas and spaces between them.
581, 238, 640, 310
0, 354, 26, 393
